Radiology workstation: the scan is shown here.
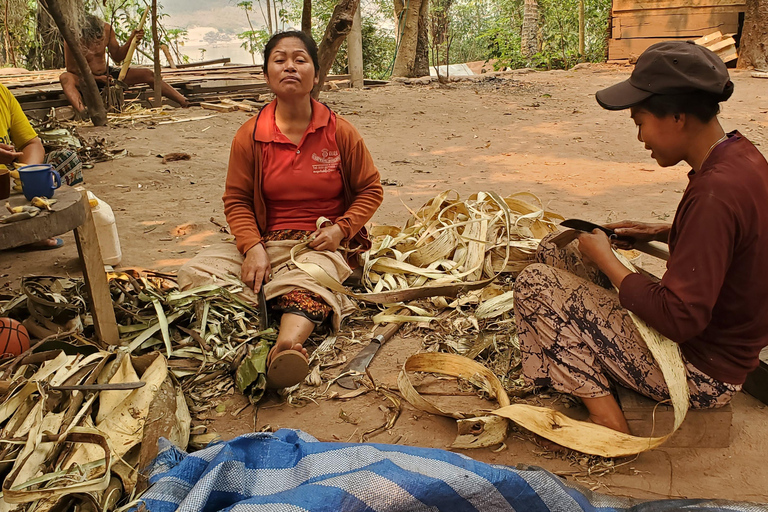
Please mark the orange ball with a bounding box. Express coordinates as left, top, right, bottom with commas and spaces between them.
0, 317, 30, 357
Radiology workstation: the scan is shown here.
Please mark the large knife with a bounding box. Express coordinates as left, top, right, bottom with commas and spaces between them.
337, 309, 410, 389
556, 219, 670, 261
257, 286, 269, 329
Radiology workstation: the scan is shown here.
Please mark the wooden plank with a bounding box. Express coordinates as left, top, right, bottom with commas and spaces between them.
72, 188, 120, 346
694, 30, 723, 45
221, 98, 258, 112
717, 45, 739, 62
613, 0, 745, 13
609, 37, 690, 60
175, 57, 231, 68
617, 386, 732, 448
612, 11, 739, 39
743, 348, 768, 405
0, 187, 86, 250
708, 36, 736, 52
200, 102, 238, 112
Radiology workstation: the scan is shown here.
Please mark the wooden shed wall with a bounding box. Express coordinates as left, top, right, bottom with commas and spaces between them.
609, 0, 746, 60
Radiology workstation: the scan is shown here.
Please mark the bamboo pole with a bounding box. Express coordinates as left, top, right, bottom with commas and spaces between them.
151, 0, 162, 107
118, 7, 149, 83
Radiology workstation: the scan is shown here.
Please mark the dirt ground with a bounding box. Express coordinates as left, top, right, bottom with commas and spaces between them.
3, 65, 768, 503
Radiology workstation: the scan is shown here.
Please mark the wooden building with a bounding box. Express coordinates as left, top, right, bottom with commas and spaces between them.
609, 0, 746, 61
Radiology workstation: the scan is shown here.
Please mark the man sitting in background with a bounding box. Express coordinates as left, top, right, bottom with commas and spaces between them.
59, 14, 189, 118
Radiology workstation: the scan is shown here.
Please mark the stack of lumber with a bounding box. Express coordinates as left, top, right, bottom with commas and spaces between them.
608, 0, 746, 62
694, 30, 738, 63
0, 61, 269, 113
1, 61, 388, 115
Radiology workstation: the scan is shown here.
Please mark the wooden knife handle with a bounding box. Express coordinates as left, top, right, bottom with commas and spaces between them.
633, 241, 670, 261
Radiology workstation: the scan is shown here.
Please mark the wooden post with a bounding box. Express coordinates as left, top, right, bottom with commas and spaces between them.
161, 44, 176, 68
312, 0, 359, 98
348, 4, 364, 88
73, 190, 120, 346
578, 0, 585, 58
151, 0, 162, 107
42, 0, 107, 126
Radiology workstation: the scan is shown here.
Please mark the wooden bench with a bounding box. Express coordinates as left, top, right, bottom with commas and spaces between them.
616, 386, 732, 448
743, 347, 768, 405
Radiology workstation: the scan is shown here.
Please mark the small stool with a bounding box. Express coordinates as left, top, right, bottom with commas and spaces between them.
616, 386, 732, 448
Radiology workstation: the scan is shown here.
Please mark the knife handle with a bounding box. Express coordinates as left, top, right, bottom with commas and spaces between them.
633, 241, 670, 261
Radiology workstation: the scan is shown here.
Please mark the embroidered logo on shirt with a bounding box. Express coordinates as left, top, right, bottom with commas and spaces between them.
311, 148, 341, 173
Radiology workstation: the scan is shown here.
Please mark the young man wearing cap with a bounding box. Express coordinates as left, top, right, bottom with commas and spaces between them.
513, 41, 768, 435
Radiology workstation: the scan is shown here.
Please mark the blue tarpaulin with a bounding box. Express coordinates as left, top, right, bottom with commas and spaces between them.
136, 429, 767, 512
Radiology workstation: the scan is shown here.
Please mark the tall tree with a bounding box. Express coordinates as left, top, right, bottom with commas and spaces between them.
30, 3, 65, 69
301, 0, 312, 35
41, 0, 107, 125
521, 0, 538, 58
392, 0, 429, 77
737, 0, 767, 70
312, 0, 359, 98
265, 0, 273, 34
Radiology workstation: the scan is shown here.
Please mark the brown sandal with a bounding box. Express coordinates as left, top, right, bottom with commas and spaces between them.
266, 349, 309, 389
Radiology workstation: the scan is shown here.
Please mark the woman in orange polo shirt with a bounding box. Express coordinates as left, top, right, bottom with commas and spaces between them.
179, 31, 383, 389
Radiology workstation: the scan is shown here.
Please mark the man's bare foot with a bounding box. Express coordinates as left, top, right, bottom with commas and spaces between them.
74, 108, 89, 121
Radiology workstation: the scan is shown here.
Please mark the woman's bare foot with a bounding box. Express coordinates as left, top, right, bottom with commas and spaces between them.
29, 238, 64, 250
268, 340, 308, 363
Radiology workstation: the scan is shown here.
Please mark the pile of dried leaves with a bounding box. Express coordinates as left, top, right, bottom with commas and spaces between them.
0, 271, 276, 510
31, 111, 127, 166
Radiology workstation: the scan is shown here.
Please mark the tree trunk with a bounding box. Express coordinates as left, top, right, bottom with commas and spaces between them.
151, 0, 162, 107
521, 0, 539, 58
392, 0, 427, 77
578, 0, 585, 57
414, 0, 429, 75
348, 5, 363, 87
301, 0, 312, 35
42, 0, 107, 125
30, 3, 65, 70
312, 0, 359, 98
265, 0, 273, 34
737, 0, 768, 70
430, 0, 452, 48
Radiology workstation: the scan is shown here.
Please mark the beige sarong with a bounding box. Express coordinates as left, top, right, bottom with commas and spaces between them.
178, 241, 355, 331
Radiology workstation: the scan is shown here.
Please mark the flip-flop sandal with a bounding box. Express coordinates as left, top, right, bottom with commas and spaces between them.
266, 349, 309, 389
25, 238, 64, 251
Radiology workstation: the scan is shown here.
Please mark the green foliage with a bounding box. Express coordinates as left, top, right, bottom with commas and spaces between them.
435, 0, 610, 71
238, 29, 270, 63
285, 0, 394, 78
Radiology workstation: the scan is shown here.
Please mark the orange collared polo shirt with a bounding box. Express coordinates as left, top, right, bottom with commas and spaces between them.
254, 99, 346, 232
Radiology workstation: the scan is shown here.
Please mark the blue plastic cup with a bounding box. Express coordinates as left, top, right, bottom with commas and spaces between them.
17, 164, 61, 201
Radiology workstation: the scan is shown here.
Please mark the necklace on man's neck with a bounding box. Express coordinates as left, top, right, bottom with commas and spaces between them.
700, 133, 728, 168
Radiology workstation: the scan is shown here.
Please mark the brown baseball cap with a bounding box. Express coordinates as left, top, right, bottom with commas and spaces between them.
596, 40, 733, 110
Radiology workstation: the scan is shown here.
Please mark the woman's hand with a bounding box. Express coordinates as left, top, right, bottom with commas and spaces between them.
605, 220, 671, 248
0, 143, 22, 166
578, 229, 615, 266
309, 224, 345, 252
241, 243, 271, 292
578, 229, 633, 289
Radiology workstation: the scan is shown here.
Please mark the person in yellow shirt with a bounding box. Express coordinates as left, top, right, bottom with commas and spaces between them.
1, 83, 84, 248
0, 83, 44, 167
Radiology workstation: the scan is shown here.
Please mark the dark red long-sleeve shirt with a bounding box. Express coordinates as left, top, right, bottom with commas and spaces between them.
619, 132, 768, 385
